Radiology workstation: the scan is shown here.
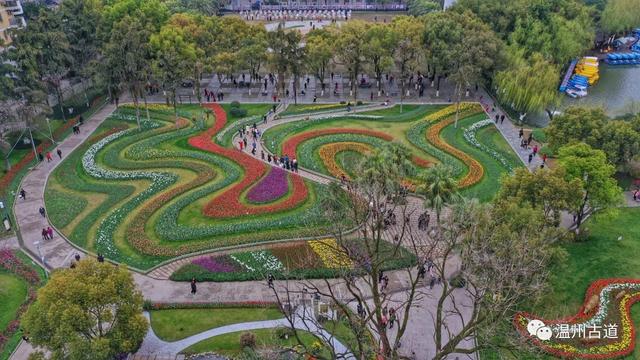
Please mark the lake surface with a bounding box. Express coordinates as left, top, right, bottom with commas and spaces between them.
530, 64, 640, 126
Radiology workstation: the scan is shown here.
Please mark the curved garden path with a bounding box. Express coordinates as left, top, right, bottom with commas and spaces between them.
138, 309, 355, 358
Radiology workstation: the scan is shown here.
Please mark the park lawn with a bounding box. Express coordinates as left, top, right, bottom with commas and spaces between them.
481, 207, 640, 359
220, 103, 273, 121
0, 272, 28, 331
439, 113, 522, 202
357, 104, 421, 117
150, 307, 284, 342
181, 328, 321, 357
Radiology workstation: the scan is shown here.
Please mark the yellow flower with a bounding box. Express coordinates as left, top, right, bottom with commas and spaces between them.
309, 238, 352, 268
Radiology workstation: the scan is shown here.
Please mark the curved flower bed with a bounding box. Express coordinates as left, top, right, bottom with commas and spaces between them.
282, 128, 431, 171
318, 142, 373, 179
514, 279, 640, 359
188, 104, 308, 218
426, 111, 485, 188
462, 119, 515, 172
246, 167, 290, 204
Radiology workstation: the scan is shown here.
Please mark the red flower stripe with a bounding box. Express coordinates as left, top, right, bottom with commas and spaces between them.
281, 128, 431, 168
188, 104, 308, 218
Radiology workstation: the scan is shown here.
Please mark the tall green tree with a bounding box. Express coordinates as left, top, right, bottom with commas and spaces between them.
418, 164, 459, 224
363, 23, 395, 94
60, 0, 103, 107
545, 107, 608, 153
237, 25, 268, 90
391, 17, 423, 111
22, 259, 148, 360
267, 27, 304, 101
495, 50, 561, 121
333, 21, 369, 102
150, 25, 197, 121
497, 167, 581, 226
104, 16, 154, 127
601, 0, 640, 33
305, 29, 335, 95
557, 143, 622, 231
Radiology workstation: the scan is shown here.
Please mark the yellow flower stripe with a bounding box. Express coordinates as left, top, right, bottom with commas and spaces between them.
120, 103, 174, 112
318, 142, 373, 179
423, 102, 481, 123
426, 110, 485, 188
309, 238, 352, 268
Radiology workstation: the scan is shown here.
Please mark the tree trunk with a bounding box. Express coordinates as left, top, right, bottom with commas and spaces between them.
56, 84, 66, 122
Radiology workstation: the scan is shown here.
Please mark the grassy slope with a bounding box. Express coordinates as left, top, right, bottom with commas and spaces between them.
482, 207, 640, 359
150, 308, 283, 341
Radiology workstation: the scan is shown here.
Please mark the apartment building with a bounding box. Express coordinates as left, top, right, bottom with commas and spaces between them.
0, 0, 26, 46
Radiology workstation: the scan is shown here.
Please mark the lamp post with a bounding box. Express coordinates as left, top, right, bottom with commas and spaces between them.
45, 117, 55, 143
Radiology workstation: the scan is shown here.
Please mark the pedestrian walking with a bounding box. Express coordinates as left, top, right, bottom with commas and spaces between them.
19, 188, 26, 200
190, 278, 197, 295
495, 114, 499, 123
500, 114, 505, 123
42, 228, 48, 241
268, 273, 274, 288
38, 206, 46, 218
97, 253, 104, 262
47, 227, 53, 239
56, 149, 62, 159
518, 128, 524, 138
528, 153, 533, 164
38, 153, 44, 162
46, 152, 52, 162
533, 145, 539, 155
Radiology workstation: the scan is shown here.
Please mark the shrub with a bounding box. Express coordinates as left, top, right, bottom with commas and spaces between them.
230, 101, 241, 108
230, 107, 248, 118
532, 128, 547, 143
240, 331, 257, 349
275, 327, 294, 339
356, 100, 363, 106
449, 272, 466, 288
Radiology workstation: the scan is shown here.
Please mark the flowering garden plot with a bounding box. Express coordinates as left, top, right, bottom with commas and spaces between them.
318, 142, 373, 179
170, 239, 416, 282
46, 105, 354, 269
462, 119, 515, 173
246, 167, 290, 204
514, 279, 640, 359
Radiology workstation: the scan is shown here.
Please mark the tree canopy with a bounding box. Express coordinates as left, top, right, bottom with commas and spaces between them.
22, 260, 148, 360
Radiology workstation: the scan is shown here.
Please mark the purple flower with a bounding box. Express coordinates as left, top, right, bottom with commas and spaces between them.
246, 167, 289, 203
192, 256, 239, 273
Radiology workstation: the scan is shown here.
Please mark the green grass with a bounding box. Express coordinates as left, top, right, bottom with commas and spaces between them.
45, 189, 89, 229
482, 207, 640, 359
0, 272, 27, 331
150, 307, 284, 341
181, 328, 321, 356
357, 104, 420, 116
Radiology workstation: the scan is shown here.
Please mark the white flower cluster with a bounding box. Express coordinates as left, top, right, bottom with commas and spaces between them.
463, 119, 514, 172
252, 250, 284, 271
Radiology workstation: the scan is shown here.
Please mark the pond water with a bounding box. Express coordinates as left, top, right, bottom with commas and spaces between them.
530, 64, 640, 126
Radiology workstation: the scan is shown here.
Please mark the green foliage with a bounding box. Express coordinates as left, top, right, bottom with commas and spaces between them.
557, 143, 622, 228
418, 164, 459, 221
546, 107, 640, 167
22, 260, 148, 360
600, 0, 640, 33
240, 332, 257, 349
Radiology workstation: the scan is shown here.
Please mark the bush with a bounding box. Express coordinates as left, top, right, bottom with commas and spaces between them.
356, 100, 363, 106
240, 331, 257, 349
275, 327, 294, 339
532, 128, 547, 143
230, 107, 248, 118
538, 146, 553, 158
230, 101, 241, 108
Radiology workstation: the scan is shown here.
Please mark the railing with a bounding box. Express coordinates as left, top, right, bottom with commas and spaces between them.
230, 3, 406, 11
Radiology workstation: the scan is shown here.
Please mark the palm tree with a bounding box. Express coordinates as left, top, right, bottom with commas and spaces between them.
418, 164, 459, 225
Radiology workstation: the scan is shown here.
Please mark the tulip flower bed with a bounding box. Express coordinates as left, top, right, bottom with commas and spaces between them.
246, 167, 290, 203
170, 238, 417, 282
45, 105, 353, 270
514, 279, 640, 359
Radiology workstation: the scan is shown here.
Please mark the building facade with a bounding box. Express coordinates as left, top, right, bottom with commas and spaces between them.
0, 0, 26, 46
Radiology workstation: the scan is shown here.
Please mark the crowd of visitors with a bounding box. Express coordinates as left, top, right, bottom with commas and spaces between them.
240, 9, 352, 22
